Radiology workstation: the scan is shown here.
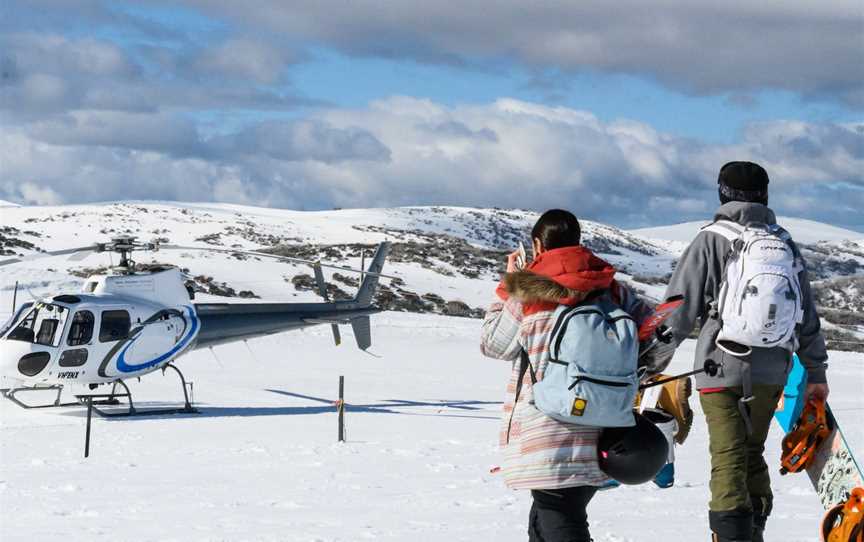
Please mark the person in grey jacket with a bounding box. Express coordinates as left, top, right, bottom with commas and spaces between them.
661, 161, 829, 542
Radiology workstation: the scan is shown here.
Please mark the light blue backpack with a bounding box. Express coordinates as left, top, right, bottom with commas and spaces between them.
530, 295, 640, 428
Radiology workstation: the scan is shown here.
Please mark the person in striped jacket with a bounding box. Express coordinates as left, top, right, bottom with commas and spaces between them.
481, 209, 654, 542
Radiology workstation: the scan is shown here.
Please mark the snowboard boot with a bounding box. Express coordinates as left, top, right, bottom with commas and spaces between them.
751, 515, 766, 542
653, 462, 675, 489
658, 375, 693, 444
709, 509, 753, 542
750, 495, 771, 542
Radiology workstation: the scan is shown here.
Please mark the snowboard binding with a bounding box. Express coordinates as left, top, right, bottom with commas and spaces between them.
821, 486, 864, 542
780, 398, 831, 475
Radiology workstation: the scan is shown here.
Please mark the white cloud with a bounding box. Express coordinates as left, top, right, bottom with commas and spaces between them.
18, 182, 63, 206
0, 32, 309, 119
2, 97, 861, 228
186, 0, 864, 106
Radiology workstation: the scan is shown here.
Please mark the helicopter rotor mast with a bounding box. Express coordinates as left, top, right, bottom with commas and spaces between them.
95, 236, 157, 273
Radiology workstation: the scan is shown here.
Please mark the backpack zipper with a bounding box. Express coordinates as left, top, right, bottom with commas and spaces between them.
567, 375, 630, 389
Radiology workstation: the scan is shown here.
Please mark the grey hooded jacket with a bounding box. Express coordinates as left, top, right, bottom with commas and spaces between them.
664, 202, 828, 389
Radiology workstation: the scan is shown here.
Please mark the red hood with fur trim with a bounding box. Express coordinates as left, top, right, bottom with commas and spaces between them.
495, 246, 616, 315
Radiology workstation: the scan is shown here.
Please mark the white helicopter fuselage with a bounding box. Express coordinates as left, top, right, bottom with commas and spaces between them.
0, 268, 198, 388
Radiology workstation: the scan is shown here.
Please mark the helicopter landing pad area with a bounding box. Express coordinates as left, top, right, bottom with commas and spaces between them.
1, 312, 862, 542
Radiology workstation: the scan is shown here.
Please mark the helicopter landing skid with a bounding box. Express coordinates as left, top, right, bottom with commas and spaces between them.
0, 385, 82, 409
75, 363, 198, 418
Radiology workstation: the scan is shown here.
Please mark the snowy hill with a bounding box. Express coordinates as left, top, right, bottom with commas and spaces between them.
2, 201, 863, 348
3, 202, 862, 296
0, 202, 675, 315
1, 202, 863, 542
631, 217, 864, 245
3, 201, 864, 346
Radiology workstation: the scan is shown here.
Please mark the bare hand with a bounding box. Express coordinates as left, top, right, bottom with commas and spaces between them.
805, 382, 829, 402
506, 250, 521, 273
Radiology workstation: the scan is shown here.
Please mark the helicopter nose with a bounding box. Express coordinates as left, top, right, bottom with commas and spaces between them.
0, 341, 51, 380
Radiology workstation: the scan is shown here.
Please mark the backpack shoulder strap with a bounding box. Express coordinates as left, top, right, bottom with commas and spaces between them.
512, 350, 537, 410
771, 224, 800, 254
701, 219, 744, 242
506, 349, 537, 442
764, 224, 804, 269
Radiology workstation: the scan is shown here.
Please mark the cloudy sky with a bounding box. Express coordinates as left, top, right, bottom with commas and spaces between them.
1, 1, 862, 228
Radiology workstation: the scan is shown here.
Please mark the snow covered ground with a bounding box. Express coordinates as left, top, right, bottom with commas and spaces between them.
1, 312, 861, 542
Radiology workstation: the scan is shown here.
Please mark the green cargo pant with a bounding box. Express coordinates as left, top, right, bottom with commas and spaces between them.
700, 385, 784, 515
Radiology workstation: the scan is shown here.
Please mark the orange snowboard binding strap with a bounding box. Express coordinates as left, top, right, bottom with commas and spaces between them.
821, 487, 864, 542
780, 399, 831, 475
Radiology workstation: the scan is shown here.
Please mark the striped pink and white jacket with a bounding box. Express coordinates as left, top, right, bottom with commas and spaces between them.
481, 254, 651, 490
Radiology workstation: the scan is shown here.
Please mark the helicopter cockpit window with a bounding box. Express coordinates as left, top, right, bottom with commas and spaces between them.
67, 311, 95, 346
99, 310, 131, 343
6, 303, 69, 347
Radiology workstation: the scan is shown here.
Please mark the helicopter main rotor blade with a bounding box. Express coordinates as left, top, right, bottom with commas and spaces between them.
158, 244, 399, 280
67, 249, 97, 261
0, 245, 99, 267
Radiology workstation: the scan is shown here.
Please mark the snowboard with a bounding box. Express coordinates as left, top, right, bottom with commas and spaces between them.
638, 294, 684, 357
774, 355, 864, 509
638, 295, 686, 489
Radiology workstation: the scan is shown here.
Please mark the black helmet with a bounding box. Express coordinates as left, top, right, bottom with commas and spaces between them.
598, 411, 670, 485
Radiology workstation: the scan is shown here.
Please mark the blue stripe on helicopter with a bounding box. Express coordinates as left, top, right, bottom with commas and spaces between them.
115, 306, 199, 374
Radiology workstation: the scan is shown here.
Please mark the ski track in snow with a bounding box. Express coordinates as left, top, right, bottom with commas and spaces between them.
1, 313, 861, 542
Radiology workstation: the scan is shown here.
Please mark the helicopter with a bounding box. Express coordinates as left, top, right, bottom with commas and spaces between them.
0, 236, 393, 417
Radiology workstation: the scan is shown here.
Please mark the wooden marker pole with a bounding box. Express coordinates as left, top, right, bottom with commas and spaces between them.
338, 376, 345, 442
12, 281, 18, 313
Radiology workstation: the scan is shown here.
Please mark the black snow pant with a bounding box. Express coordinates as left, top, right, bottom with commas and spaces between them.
528, 486, 598, 542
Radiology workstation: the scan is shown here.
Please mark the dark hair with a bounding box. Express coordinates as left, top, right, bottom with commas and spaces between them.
718, 185, 768, 206
531, 209, 581, 250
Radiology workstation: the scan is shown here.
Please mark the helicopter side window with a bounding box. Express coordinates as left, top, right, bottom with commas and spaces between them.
36, 319, 59, 345
6, 303, 69, 346
7, 310, 37, 342
67, 311, 95, 346
99, 310, 131, 343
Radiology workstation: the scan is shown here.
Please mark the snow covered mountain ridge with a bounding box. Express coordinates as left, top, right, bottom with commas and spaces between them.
1, 201, 862, 350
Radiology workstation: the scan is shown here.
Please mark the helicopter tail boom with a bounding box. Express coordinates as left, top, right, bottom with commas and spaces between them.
191, 242, 391, 351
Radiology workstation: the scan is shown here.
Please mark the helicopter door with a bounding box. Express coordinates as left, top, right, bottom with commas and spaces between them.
121, 313, 187, 366
58, 310, 95, 369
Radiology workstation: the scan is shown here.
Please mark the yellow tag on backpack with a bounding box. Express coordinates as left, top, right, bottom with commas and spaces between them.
571, 398, 587, 417
821, 487, 864, 542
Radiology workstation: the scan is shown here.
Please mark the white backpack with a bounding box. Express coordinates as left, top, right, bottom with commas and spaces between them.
703, 220, 804, 354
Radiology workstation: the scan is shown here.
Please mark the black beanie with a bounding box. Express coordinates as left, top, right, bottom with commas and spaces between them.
718, 161, 769, 205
